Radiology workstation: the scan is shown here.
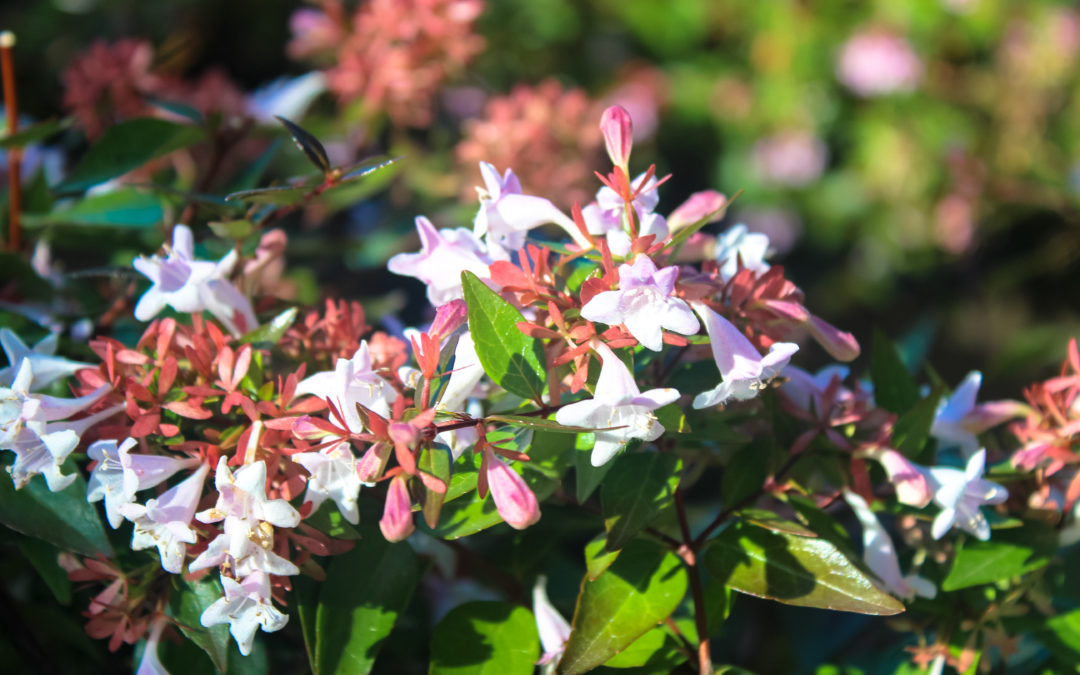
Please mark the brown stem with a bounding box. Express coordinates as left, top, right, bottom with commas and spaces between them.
675, 487, 713, 675
2, 32, 21, 252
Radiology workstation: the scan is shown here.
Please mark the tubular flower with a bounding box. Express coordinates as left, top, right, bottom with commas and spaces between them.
387, 216, 496, 305
928, 449, 1009, 541
121, 462, 210, 574
200, 571, 288, 656
0, 329, 91, 390
86, 437, 199, 528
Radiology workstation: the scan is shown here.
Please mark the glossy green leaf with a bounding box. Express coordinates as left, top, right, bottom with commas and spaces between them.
276, 115, 331, 173
1039, 607, 1080, 664
340, 155, 402, 181
224, 184, 310, 205
429, 602, 539, 675
240, 307, 298, 345
892, 390, 940, 460
738, 509, 817, 537
19, 537, 72, 604
584, 532, 621, 581
0, 117, 70, 149
703, 521, 904, 615
461, 271, 546, 401
171, 575, 231, 673
0, 472, 112, 557
559, 539, 688, 675
870, 330, 919, 414
314, 532, 421, 674
722, 444, 770, 510
601, 453, 681, 551
419, 444, 452, 528
24, 188, 164, 228
428, 467, 557, 539
58, 118, 205, 193
601, 625, 667, 668
942, 522, 1056, 591
575, 432, 613, 502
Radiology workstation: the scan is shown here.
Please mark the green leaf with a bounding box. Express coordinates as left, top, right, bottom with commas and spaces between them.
19, 537, 72, 604
146, 96, 206, 125
340, 155, 402, 181
0, 472, 112, 557
575, 432, 613, 502
58, 118, 205, 193
0, 117, 71, 149
892, 390, 940, 460
559, 539, 689, 675
428, 467, 557, 539
486, 414, 596, 434
703, 521, 904, 615
430, 602, 539, 675
941, 522, 1056, 591
314, 532, 422, 675
738, 508, 817, 537
419, 445, 452, 528
171, 576, 231, 673
601, 453, 681, 551
208, 219, 254, 240
585, 532, 621, 581
722, 444, 771, 510
239, 307, 298, 345
276, 116, 332, 173
23, 188, 164, 228
870, 330, 919, 414
1039, 607, 1080, 665
224, 184, 310, 205
602, 625, 667, 668
303, 502, 361, 541
461, 271, 546, 401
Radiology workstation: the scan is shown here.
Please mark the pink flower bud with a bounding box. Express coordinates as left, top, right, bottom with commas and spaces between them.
807, 315, 860, 362
379, 475, 415, 542
485, 451, 540, 530
668, 190, 727, 231
389, 422, 420, 447
356, 443, 390, 483
429, 299, 468, 341
871, 449, 932, 508
600, 105, 634, 169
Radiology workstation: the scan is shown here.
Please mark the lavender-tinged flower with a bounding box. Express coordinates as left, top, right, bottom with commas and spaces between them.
200, 571, 288, 657
388, 216, 496, 305
781, 365, 851, 413
843, 489, 936, 600
136, 616, 170, 675
484, 448, 540, 529
931, 371, 1025, 458
581, 172, 667, 256
473, 162, 590, 256
533, 575, 571, 668
691, 303, 799, 409
715, 224, 771, 281
133, 224, 257, 337
0, 329, 91, 390
581, 255, 699, 352
295, 341, 397, 434
121, 462, 210, 574
555, 342, 680, 466
293, 442, 362, 524
87, 437, 199, 528
600, 105, 634, 170
862, 448, 934, 509
928, 449, 1009, 541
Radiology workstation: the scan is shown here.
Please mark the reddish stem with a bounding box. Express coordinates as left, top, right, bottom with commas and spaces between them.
1, 32, 20, 252
675, 487, 713, 675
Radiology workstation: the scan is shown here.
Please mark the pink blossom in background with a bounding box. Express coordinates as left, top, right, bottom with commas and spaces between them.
752, 130, 828, 187
456, 79, 604, 209
61, 39, 161, 139
836, 29, 922, 97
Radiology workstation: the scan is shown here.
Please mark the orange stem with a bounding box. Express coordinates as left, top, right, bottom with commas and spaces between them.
1, 31, 20, 252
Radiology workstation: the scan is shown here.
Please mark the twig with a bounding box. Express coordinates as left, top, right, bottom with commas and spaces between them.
674, 487, 712, 675
1, 31, 20, 251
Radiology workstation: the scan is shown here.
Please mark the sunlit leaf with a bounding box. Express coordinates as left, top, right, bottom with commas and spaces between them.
429, 602, 539, 675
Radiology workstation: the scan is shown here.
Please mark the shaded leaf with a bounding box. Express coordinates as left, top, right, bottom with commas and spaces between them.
1039, 608, 1080, 665
229, 138, 281, 193
871, 330, 919, 414
703, 521, 904, 615
738, 508, 817, 537
208, 219, 254, 240
58, 118, 205, 193
559, 539, 688, 675
0, 472, 112, 557
0, 117, 71, 149
19, 537, 72, 604
427, 467, 557, 539
240, 307, 298, 345
942, 522, 1056, 591
893, 390, 940, 460
461, 271, 546, 401
276, 116, 331, 174
722, 444, 770, 510
23, 189, 164, 228
429, 602, 539, 675
574, 432, 613, 502
224, 184, 310, 206
170, 575, 230, 673
585, 532, 621, 581
601, 453, 681, 551
419, 444, 452, 529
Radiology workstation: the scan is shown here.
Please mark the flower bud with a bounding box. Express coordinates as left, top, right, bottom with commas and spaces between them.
429, 299, 468, 341
485, 451, 540, 529
356, 443, 390, 484
379, 475, 415, 542
668, 190, 727, 231
869, 448, 932, 508
389, 421, 420, 447
600, 105, 633, 170
807, 315, 860, 362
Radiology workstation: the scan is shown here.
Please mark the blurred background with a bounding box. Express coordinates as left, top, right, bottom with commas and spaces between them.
2, 0, 1079, 396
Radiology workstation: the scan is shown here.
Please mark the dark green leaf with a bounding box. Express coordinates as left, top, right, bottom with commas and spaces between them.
893, 390, 941, 460
23, 188, 164, 228
602, 453, 681, 551
171, 576, 230, 673
276, 116, 331, 174
559, 539, 688, 675
653, 403, 689, 434
703, 521, 904, 615
461, 271, 546, 401
340, 155, 402, 181
1039, 608, 1080, 664
239, 307, 297, 345
584, 532, 621, 581
19, 537, 72, 604
146, 97, 206, 125
0, 472, 112, 557
224, 184, 310, 205
314, 532, 421, 674
0, 118, 70, 149
722, 444, 771, 510
870, 329, 919, 414
429, 602, 539, 675
208, 219, 254, 240
58, 118, 206, 193
942, 522, 1056, 591
575, 432, 613, 502
737, 509, 817, 537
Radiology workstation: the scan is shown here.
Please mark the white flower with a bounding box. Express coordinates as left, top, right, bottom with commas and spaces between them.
715, 224, 770, 281
294, 341, 397, 433
87, 438, 198, 528
928, 449, 1009, 541
581, 255, 699, 352
555, 342, 679, 466
691, 302, 798, 409
533, 575, 571, 669
293, 441, 362, 524
132, 224, 257, 337
843, 489, 936, 600
121, 462, 210, 574
0, 329, 91, 391
247, 72, 327, 123
200, 571, 288, 656
136, 616, 170, 675
581, 172, 667, 257
387, 216, 496, 306
780, 364, 851, 413
434, 332, 485, 459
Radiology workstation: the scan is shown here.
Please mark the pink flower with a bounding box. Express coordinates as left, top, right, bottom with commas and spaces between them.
667, 190, 727, 231
121, 462, 210, 574
836, 29, 922, 97
380, 475, 415, 541
533, 575, 571, 666
752, 130, 827, 187
388, 216, 495, 305
484, 449, 540, 529
87, 437, 199, 528
862, 448, 933, 509
600, 105, 634, 170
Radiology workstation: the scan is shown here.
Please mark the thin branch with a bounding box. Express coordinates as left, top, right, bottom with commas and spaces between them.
675, 487, 712, 675
2, 31, 21, 252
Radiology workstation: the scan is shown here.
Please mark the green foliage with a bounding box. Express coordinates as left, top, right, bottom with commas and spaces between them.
942, 522, 1057, 591
429, 602, 539, 674
601, 452, 681, 551
0, 473, 112, 557
871, 330, 920, 415
24, 188, 165, 228
171, 576, 231, 673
